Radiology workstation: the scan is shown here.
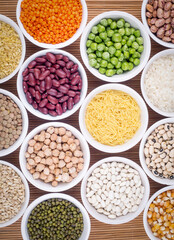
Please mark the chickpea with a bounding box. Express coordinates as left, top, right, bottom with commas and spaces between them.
49, 164, 55, 171
57, 143, 62, 150
36, 163, 45, 172
34, 135, 39, 141
63, 143, 69, 152
52, 156, 59, 164
54, 128, 59, 135
78, 163, 84, 170
56, 136, 62, 143
44, 138, 51, 145
67, 176, 73, 183
50, 141, 57, 150
74, 139, 80, 146
47, 174, 54, 182
33, 172, 40, 180
64, 156, 71, 163
45, 132, 50, 139
66, 162, 73, 169
28, 158, 35, 166
31, 153, 36, 158
34, 142, 42, 151
28, 146, 34, 154
47, 127, 55, 134
59, 160, 66, 168
71, 172, 78, 179
62, 167, 68, 173
42, 145, 49, 151
69, 143, 77, 152
44, 148, 52, 157
28, 139, 36, 147
25, 152, 30, 158
51, 133, 58, 141
40, 158, 46, 164
26, 163, 32, 170
62, 173, 70, 182
72, 157, 79, 164
59, 127, 66, 136
52, 149, 59, 157
30, 168, 35, 174
66, 151, 73, 157
52, 180, 58, 187
74, 150, 83, 157
40, 172, 47, 180
69, 167, 76, 174
62, 134, 69, 143
54, 168, 60, 176
45, 157, 53, 166
44, 167, 50, 175
66, 131, 72, 138
67, 138, 74, 145
59, 151, 65, 160
34, 156, 41, 163
38, 135, 45, 142
78, 157, 84, 163
38, 151, 45, 158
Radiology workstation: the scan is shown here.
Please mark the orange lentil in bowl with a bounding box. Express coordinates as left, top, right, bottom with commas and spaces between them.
147, 190, 174, 240
20, 0, 82, 44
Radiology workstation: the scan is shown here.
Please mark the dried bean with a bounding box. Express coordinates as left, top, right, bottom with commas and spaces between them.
22, 68, 29, 76
39, 99, 48, 108
58, 85, 69, 94
35, 57, 46, 63
45, 76, 52, 90
28, 60, 37, 69
62, 101, 67, 113
29, 87, 36, 97
74, 95, 80, 104
38, 107, 48, 115
59, 96, 69, 103
47, 95, 58, 105
46, 52, 56, 64
56, 69, 66, 78
68, 97, 74, 110
49, 110, 58, 116
46, 103, 56, 110
26, 91, 33, 104
56, 104, 63, 115
23, 82, 28, 93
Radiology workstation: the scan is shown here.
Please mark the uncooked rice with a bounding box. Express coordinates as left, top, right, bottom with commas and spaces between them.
144, 55, 174, 113
0, 163, 25, 223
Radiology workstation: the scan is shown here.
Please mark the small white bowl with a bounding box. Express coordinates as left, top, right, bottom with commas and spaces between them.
143, 185, 174, 240
0, 160, 30, 228
139, 118, 174, 185
79, 84, 149, 153
141, 49, 174, 117
141, 0, 174, 49
19, 122, 90, 192
0, 89, 29, 157
21, 193, 91, 240
0, 14, 26, 84
16, 0, 87, 48
17, 49, 88, 121
80, 11, 151, 82
81, 156, 150, 224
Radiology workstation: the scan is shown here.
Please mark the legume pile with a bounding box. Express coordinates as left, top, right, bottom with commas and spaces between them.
0, 20, 22, 79
25, 126, 84, 187
0, 93, 22, 150
27, 198, 84, 240
144, 123, 174, 179
147, 190, 174, 240
23, 52, 82, 116
86, 161, 144, 219
20, 0, 82, 44
86, 18, 144, 76
0, 163, 25, 223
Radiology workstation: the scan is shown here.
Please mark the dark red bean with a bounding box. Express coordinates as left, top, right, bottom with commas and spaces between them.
46, 103, 56, 110
63, 56, 69, 63
59, 78, 66, 85
59, 95, 69, 103
55, 54, 63, 60
50, 74, 55, 79
70, 85, 78, 91
68, 90, 76, 97
47, 88, 58, 97
50, 67, 56, 73
35, 65, 46, 69
28, 60, 37, 69
41, 68, 46, 73
35, 85, 41, 92
65, 78, 69, 83
76, 91, 81, 95
41, 93, 47, 99
53, 64, 60, 69
66, 61, 74, 69
47, 95, 58, 105
32, 101, 38, 109
36, 80, 40, 85
39, 70, 50, 80
78, 78, 82, 90
23, 82, 28, 93
26, 91, 33, 104
29, 87, 36, 97
29, 68, 34, 73
57, 60, 66, 67
34, 68, 41, 79
49, 110, 58, 116
70, 71, 79, 80
28, 73, 36, 86
46, 52, 56, 64
62, 101, 67, 113
70, 64, 78, 73
57, 92, 64, 98
45, 76, 52, 90
58, 85, 68, 94
71, 75, 80, 85
35, 91, 41, 101
23, 75, 29, 81
64, 84, 70, 90
56, 69, 66, 78
56, 104, 63, 115
35, 57, 46, 63
55, 75, 59, 80
45, 61, 52, 67
38, 107, 48, 115
40, 81, 46, 92
39, 99, 48, 108
74, 95, 80, 104
52, 79, 60, 88
22, 68, 29, 76
63, 67, 70, 78
68, 97, 74, 110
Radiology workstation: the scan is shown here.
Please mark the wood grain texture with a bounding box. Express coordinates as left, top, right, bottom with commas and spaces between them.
0, 0, 167, 239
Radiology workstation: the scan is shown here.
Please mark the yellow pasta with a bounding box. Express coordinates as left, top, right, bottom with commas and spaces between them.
85, 90, 141, 146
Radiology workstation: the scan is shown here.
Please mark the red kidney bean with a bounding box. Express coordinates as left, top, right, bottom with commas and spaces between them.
46, 52, 56, 64
45, 76, 52, 90
59, 78, 66, 85
66, 61, 74, 69
63, 67, 70, 78
41, 68, 46, 73
46, 103, 56, 110
39, 99, 48, 108
49, 110, 58, 116
39, 70, 50, 80
64, 84, 70, 90
35, 65, 46, 69
34, 68, 40, 79
59, 95, 69, 103
71, 75, 80, 85
29, 87, 36, 97
28, 73, 36, 86
56, 69, 66, 78
23, 82, 28, 93
36, 80, 40, 85
68, 90, 76, 97
78, 78, 82, 90
38, 107, 48, 115
50, 67, 56, 73
47, 88, 58, 97
63, 56, 69, 62
70, 71, 79, 80
22, 68, 29, 76
50, 74, 55, 79
68, 97, 74, 110
56, 54, 63, 60
35, 91, 41, 101
28, 60, 37, 69
29, 68, 34, 73
26, 91, 33, 104
70, 85, 78, 91
55, 75, 59, 80
41, 92, 47, 99
35, 85, 41, 92
65, 78, 69, 83
52, 79, 60, 88
32, 101, 38, 109
76, 91, 81, 95
35, 57, 46, 63
23, 75, 29, 81
56, 104, 63, 115
57, 92, 64, 98
45, 61, 52, 67
53, 64, 60, 69
57, 60, 66, 67
70, 64, 78, 73
58, 85, 68, 94
74, 95, 80, 104
62, 101, 67, 113
47, 95, 58, 105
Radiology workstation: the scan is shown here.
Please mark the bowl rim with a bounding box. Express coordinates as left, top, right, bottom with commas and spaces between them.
21, 193, 91, 240
0, 14, 26, 84
143, 185, 174, 240
79, 83, 149, 153
80, 10, 151, 82
17, 49, 88, 120
0, 160, 30, 228
141, 0, 174, 49
81, 156, 150, 224
16, 0, 88, 48
141, 49, 174, 117
139, 117, 174, 185
19, 121, 90, 192
0, 88, 29, 157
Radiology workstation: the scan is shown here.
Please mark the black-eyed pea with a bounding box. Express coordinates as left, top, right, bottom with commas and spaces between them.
71, 172, 78, 179
67, 162, 73, 169
44, 148, 52, 157
72, 157, 79, 164
28, 158, 35, 166
58, 127, 66, 136
34, 142, 42, 151
47, 126, 55, 134
70, 143, 77, 152
62, 134, 68, 143
78, 163, 84, 170
59, 160, 66, 168
40, 158, 46, 164
54, 128, 59, 135
67, 138, 74, 145
49, 164, 55, 171
28, 139, 36, 147
44, 138, 51, 145
65, 156, 71, 163
34, 156, 41, 163
52, 180, 58, 187
51, 133, 58, 141
45, 157, 53, 165
50, 141, 57, 149
36, 163, 45, 172
28, 146, 34, 154
59, 151, 65, 159
57, 143, 62, 150
45, 132, 50, 139
44, 167, 50, 175
63, 143, 69, 151
33, 172, 40, 179
52, 149, 59, 157
74, 150, 83, 157
30, 169, 35, 174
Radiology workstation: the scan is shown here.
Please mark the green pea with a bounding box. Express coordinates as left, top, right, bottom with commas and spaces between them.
123, 35, 128, 40
100, 18, 108, 26
94, 62, 100, 69
97, 58, 102, 63
132, 51, 141, 59
118, 28, 125, 36
97, 43, 105, 51
87, 47, 94, 54
129, 35, 136, 42
136, 37, 144, 45
98, 24, 105, 33
107, 18, 113, 25
125, 22, 131, 28
122, 44, 128, 51
106, 69, 115, 76
91, 26, 98, 34
112, 33, 122, 43
105, 46, 109, 51
108, 46, 116, 55
121, 39, 127, 45
134, 58, 140, 66
132, 41, 139, 49
88, 33, 95, 40
106, 41, 113, 47
102, 52, 110, 60
128, 62, 134, 70
117, 68, 123, 74
99, 32, 107, 40
110, 57, 118, 65
104, 37, 111, 43
107, 63, 114, 69
122, 61, 129, 71
117, 19, 125, 28
115, 50, 121, 57
129, 57, 134, 63
125, 28, 131, 36
130, 27, 135, 34
114, 42, 122, 49
90, 42, 98, 51
99, 67, 106, 74
124, 51, 130, 59
134, 29, 141, 37
110, 21, 117, 29
127, 40, 132, 47
129, 48, 135, 55
118, 53, 124, 62
96, 50, 102, 57
138, 45, 144, 53
88, 53, 96, 59
95, 36, 102, 43
86, 40, 92, 48
100, 59, 108, 68
107, 29, 114, 37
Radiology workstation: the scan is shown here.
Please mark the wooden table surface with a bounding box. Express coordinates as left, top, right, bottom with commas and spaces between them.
0, 0, 167, 239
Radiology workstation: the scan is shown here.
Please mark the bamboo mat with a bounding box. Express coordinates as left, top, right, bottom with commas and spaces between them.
0, 0, 167, 239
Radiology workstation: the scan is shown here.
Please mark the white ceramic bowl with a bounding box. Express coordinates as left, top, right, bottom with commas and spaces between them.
0, 89, 29, 157
17, 49, 88, 120
19, 122, 90, 192
79, 84, 149, 153
16, 0, 87, 48
81, 156, 150, 224
0, 160, 30, 228
0, 14, 26, 84
141, 0, 174, 49
139, 118, 174, 185
143, 185, 174, 240
80, 11, 151, 82
21, 193, 90, 240
141, 49, 174, 117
